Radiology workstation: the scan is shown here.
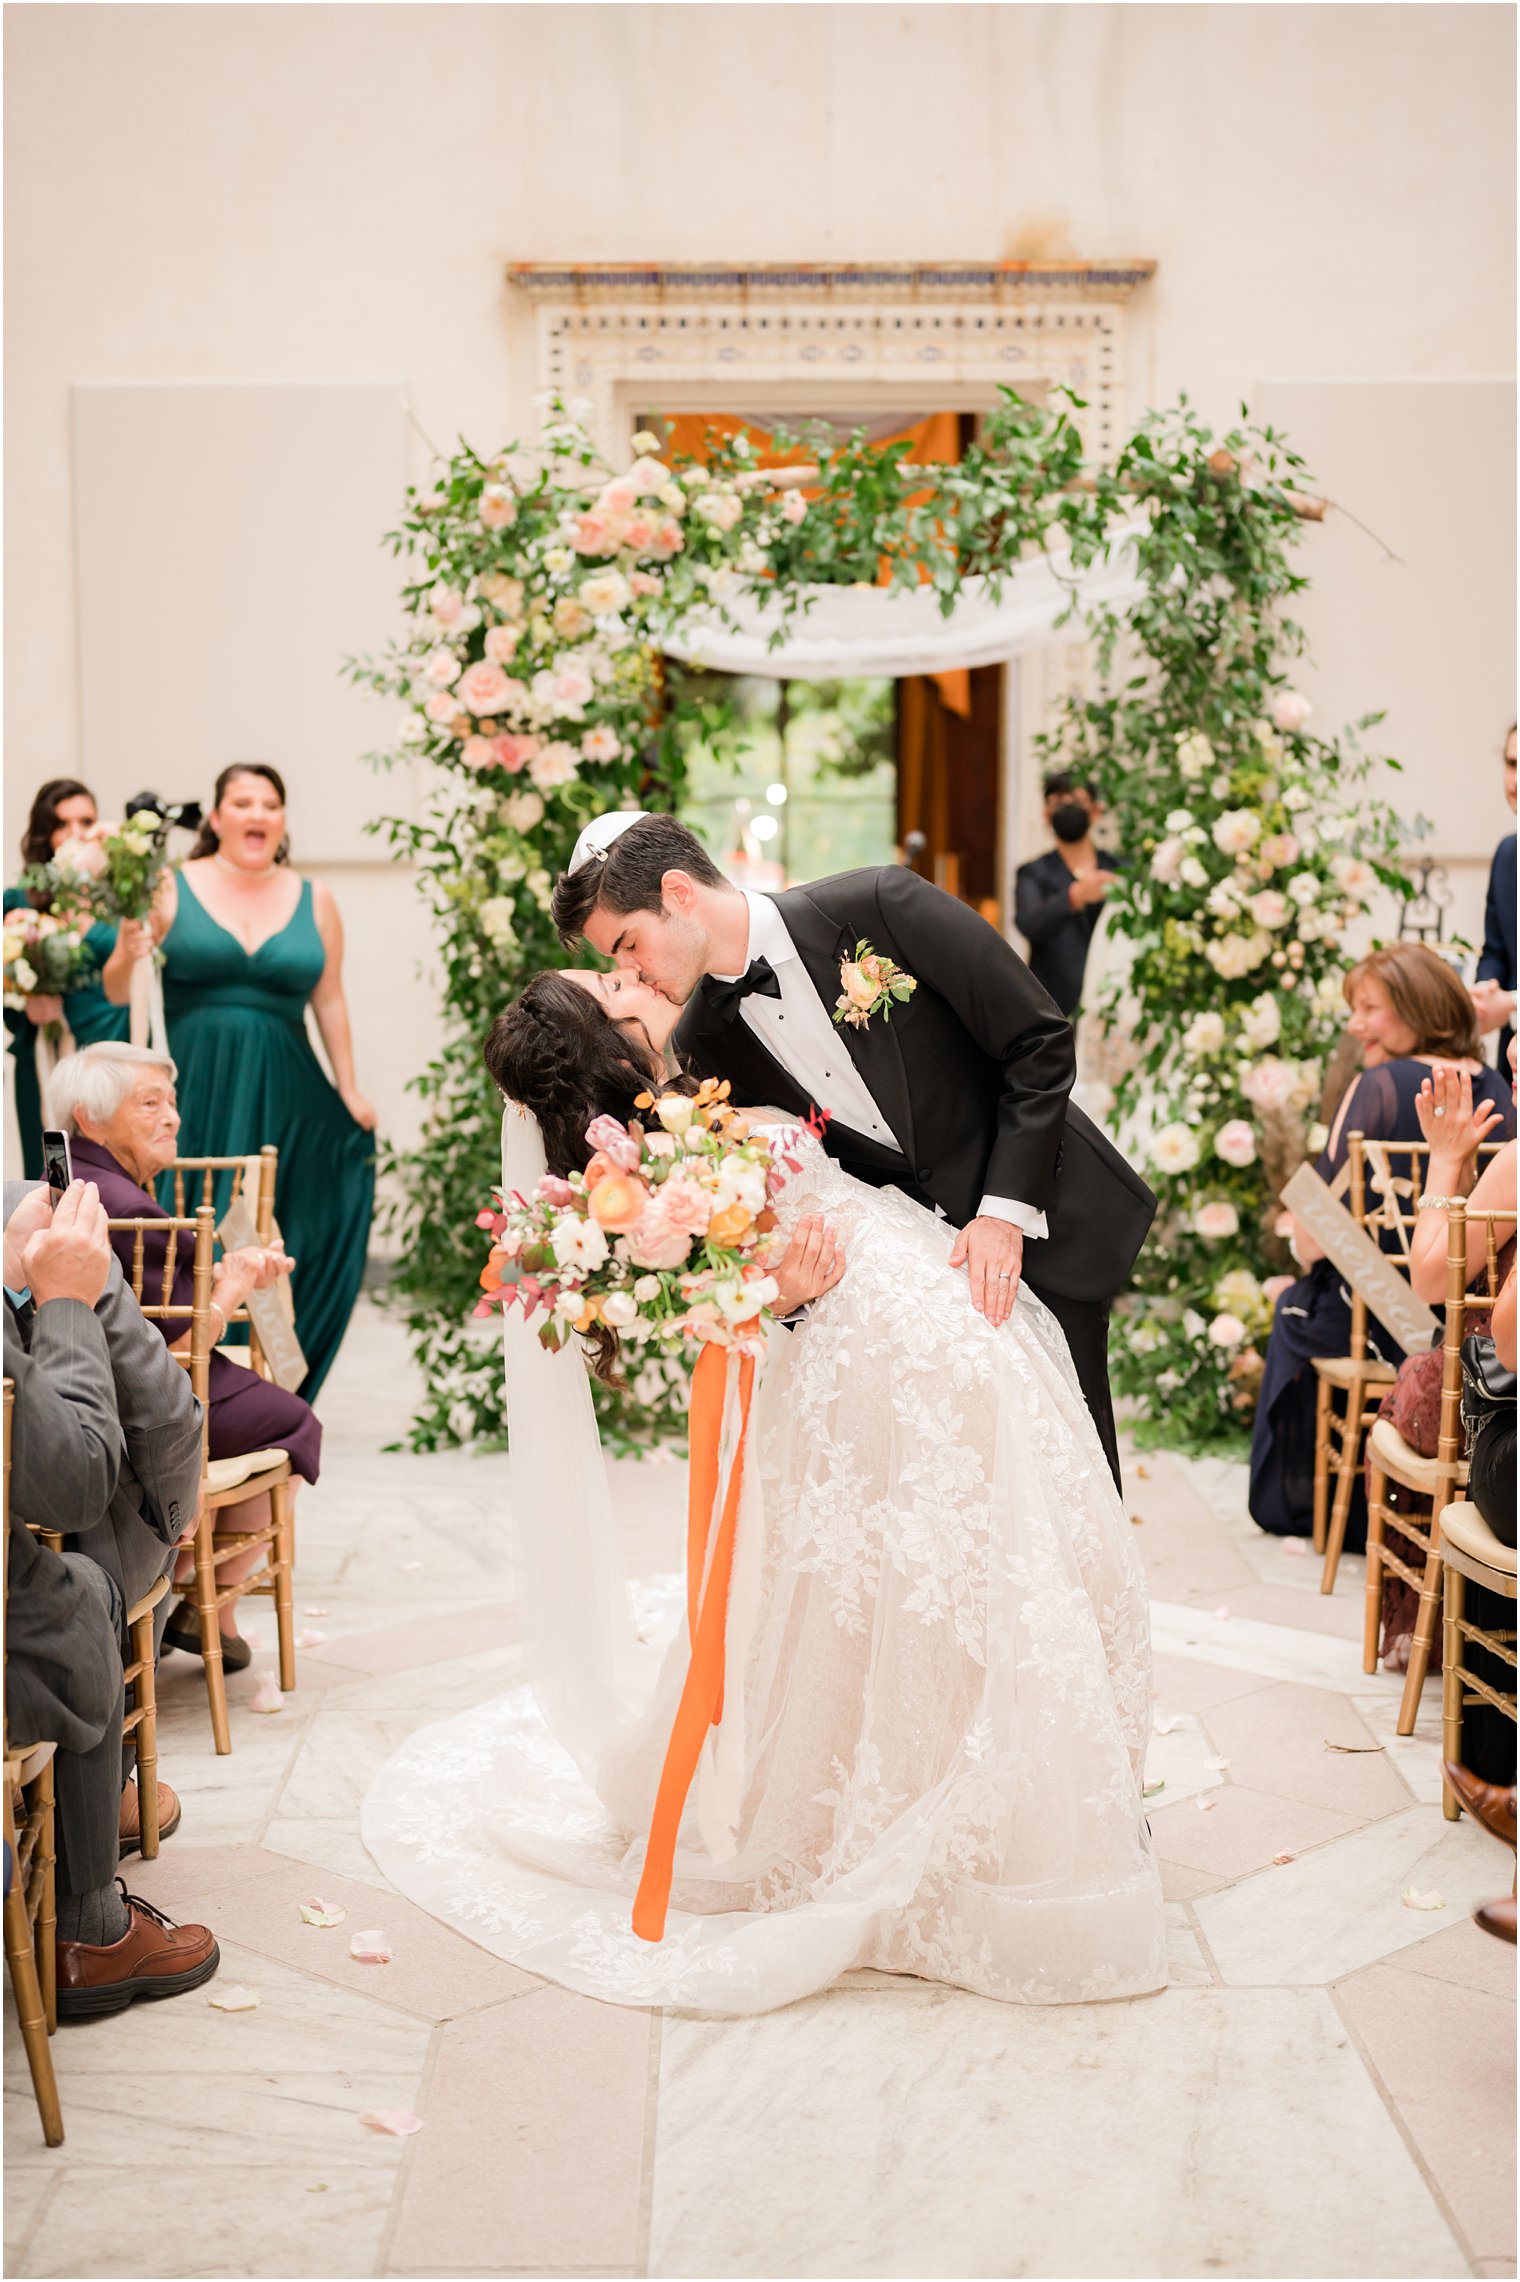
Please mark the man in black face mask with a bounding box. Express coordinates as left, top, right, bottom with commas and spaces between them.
1013, 771, 1120, 1017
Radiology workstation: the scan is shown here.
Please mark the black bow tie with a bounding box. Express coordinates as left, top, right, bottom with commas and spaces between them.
707, 956, 783, 1021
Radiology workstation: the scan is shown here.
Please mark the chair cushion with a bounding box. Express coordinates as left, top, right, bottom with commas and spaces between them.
1313, 1354, 1399, 1387
1368, 1415, 1469, 1494
203, 1448, 290, 1496
1439, 1500, 1518, 1577
5, 1742, 57, 1788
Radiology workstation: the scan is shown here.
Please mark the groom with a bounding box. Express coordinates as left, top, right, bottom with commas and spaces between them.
552, 812, 1155, 1485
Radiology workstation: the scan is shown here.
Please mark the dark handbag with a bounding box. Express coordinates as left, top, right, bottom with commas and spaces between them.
1460, 1332, 1518, 1450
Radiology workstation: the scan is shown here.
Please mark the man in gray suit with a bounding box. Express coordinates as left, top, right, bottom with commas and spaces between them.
5, 1180, 219, 2017
4, 1177, 203, 1611
5, 1174, 203, 1856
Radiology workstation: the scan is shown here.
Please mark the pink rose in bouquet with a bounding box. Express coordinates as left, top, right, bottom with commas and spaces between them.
458, 660, 515, 717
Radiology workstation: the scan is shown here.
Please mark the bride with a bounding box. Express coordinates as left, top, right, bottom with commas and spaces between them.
362, 967, 1166, 2016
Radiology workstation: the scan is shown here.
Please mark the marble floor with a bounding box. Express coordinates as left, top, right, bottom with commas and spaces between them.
5, 1302, 1515, 2280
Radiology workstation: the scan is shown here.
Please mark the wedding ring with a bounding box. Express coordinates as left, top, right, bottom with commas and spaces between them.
996, 1270, 1012, 1280
1434, 1107, 1446, 1118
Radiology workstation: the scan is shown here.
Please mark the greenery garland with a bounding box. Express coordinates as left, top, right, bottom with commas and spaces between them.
350, 390, 1409, 1455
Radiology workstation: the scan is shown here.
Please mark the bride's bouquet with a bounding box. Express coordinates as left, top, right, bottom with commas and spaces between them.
3, 907, 90, 1020
476, 1079, 809, 1363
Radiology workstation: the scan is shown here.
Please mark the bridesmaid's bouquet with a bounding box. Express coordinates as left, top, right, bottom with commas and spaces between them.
24, 809, 171, 926
2, 908, 89, 1021
476, 1079, 812, 1362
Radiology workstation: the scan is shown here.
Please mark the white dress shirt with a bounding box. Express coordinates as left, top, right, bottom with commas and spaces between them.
716, 891, 1047, 1240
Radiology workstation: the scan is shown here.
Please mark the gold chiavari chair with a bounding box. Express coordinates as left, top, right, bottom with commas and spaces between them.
1318, 1135, 1507, 1596
1439, 1499, 1517, 1821
1313, 1133, 1398, 1580
3, 1380, 64, 2148
111, 1209, 297, 1756
1365, 1197, 1509, 1734
164, 1149, 282, 1377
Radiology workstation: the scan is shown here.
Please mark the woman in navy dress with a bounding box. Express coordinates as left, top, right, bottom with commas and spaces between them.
1250, 943, 1516, 1545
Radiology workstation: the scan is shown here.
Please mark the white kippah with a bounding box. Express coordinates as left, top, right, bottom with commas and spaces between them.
568, 808, 649, 874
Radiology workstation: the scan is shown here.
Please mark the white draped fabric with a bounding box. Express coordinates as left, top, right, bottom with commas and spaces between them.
659, 526, 1148, 681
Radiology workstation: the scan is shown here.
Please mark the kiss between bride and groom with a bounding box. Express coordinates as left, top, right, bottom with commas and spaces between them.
362, 814, 1167, 2014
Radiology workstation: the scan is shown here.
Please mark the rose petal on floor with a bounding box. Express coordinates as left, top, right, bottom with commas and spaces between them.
303, 1605, 330, 1616
350, 1929, 394, 1962
1213, 1606, 1232, 1621
359, 2109, 424, 2137
295, 1628, 328, 1649
399, 1561, 423, 1572
248, 1672, 284, 1714
1272, 1851, 1295, 1865
1152, 1712, 1187, 1736
208, 1984, 260, 2011
1196, 1796, 1218, 1813
1282, 1538, 1308, 1557
1203, 1756, 1232, 1771
299, 1899, 348, 1928
1401, 1888, 1446, 1911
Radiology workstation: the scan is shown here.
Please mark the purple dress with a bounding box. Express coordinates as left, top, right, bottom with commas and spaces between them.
74, 1136, 322, 1485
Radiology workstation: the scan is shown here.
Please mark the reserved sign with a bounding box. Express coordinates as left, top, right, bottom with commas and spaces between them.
1280, 1162, 1439, 1359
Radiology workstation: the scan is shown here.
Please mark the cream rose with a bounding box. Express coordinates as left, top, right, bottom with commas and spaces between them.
1249, 889, 1289, 931
421, 647, 461, 688
1241, 992, 1282, 1048
1151, 1122, 1202, 1176
1208, 1312, 1248, 1350
484, 625, 521, 665
553, 598, 591, 641
1194, 1201, 1241, 1241
1183, 1012, 1226, 1056
579, 570, 631, 617
529, 742, 580, 791
1270, 688, 1313, 734
1214, 1119, 1258, 1168
1212, 810, 1261, 857
1176, 732, 1214, 781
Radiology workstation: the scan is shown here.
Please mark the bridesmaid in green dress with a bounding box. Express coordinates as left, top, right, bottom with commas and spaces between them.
104, 763, 377, 1401
6, 778, 128, 1177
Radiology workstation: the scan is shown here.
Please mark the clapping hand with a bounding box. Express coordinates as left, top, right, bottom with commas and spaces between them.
1415, 1064, 1504, 1162
215, 1241, 295, 1315
1471, 979, 1517, 1037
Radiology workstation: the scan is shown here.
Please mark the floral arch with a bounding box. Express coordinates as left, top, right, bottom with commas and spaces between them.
352, 390, 1408, 1455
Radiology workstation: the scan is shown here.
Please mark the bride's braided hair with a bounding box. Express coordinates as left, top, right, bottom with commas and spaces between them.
483, 971, 698, 1386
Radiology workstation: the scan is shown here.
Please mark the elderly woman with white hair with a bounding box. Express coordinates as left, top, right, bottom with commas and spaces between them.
46, 1040, 321, 1671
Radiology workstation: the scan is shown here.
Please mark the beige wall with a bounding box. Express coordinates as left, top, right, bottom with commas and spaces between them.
5, 3, 1514, 1171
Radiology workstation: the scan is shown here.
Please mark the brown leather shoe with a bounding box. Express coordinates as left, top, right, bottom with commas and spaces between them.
1475, 1898, 1517, 1945
56, 1884, 220, 2020
1442, 1764, 1518, 1850
118, 1779, 183, 1859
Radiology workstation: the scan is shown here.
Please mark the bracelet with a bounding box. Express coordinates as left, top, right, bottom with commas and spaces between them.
208, 1300, 227, 1339
1417, 1196, 1461, 1212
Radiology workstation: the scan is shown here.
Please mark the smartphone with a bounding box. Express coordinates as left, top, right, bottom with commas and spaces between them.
41, 1129, 72, 1201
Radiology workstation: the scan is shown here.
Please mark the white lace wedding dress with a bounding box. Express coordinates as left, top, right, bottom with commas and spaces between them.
362, 1119, 1166, 2015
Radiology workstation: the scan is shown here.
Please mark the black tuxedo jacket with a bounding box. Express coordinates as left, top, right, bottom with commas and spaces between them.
673, 867, 1156, 1307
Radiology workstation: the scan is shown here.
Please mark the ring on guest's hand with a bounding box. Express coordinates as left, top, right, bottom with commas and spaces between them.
1434, 1107, 1446, 1117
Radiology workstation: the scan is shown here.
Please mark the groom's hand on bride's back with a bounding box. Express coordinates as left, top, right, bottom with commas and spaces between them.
949, 1217, 1024, 1329
772, 1215, 847, 1317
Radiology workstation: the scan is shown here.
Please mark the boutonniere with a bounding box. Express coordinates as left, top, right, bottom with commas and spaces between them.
833, 940, 917, 1029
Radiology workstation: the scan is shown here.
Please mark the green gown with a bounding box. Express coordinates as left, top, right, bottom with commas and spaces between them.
4, 884, 128, 1178
158, 869, 376, 1401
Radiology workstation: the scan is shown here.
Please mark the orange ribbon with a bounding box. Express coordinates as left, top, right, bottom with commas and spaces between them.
632, 1340, 756, 1944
